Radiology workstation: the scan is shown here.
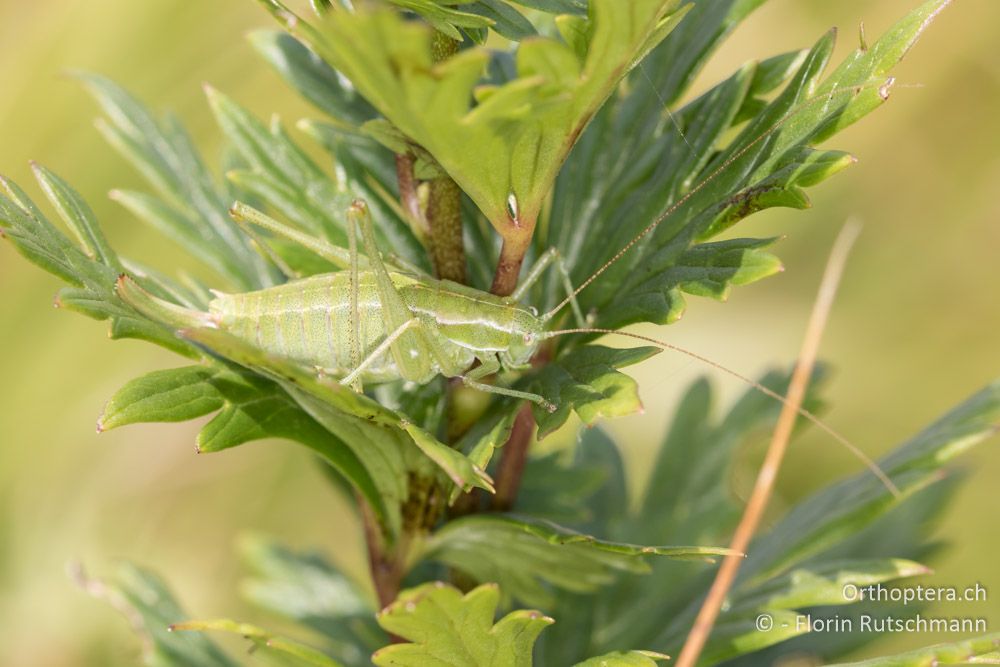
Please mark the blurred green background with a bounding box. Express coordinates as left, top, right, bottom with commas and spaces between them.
0, 1, 997, 665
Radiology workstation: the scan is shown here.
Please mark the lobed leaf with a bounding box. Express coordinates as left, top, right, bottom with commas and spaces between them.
208, 86, 426, 271
643, 380, 1000, 660
372, 583, 552, 667
528, 345, 660, 438
0, 174, 198, 356
530, 372, 819, 662
267, 0, 690, 239
573, 651, 669, 667
95, 363, 396, 533
373, 582, 676, 667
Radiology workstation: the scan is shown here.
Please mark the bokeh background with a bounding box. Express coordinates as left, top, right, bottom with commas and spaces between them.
0, 1, 997, 665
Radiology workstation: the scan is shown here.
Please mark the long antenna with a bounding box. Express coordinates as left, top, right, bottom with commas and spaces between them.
543, 79, 895, 321
540, 325, 900, 496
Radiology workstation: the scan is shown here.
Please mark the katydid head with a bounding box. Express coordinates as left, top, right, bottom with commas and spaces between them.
507, 306, 545, 366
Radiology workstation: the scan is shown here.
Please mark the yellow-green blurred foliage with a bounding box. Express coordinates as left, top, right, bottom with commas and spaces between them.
0, 1, 997, 665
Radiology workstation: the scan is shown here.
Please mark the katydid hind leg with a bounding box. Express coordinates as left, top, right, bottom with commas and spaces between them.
346, 206, 363, 392
349, 200, 436, 384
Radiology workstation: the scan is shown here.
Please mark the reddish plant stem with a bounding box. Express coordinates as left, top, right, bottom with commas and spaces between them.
364, 29, 472, 616
490, 232, 531, 296
359, 496, 403, 612
490, 343, 552, 510
492, 404, 535, 511
394, 153, 425, 235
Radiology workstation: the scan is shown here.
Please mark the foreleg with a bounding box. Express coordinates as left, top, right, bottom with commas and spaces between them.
512, 247, 587, 327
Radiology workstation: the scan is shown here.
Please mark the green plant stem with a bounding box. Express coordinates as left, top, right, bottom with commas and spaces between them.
394, 153, 427, 239
426, 176, 466, 283
425, 31, 466, 284
359, 496, 403, 612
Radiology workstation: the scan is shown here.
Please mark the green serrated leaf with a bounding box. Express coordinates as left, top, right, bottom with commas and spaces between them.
730, 558, 931, 615
697, 148, 856, 240
31, 162, 120, 269
98, 365, 225, 430
529, 345, 660, 438
275, 0, 689, 240
129, 324, 488, 528
669, 237, 783, 300
206, 86, 346, 241
0, 177, 201, 356
207, 86, 423, 269
402, 422, 495, 493
550, 0, 951, 334
373, 581, 672, 667
372, 583, 553, 667
547, 56, 758, 328
573, 651, 669, 667
110, 190, 239, 283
